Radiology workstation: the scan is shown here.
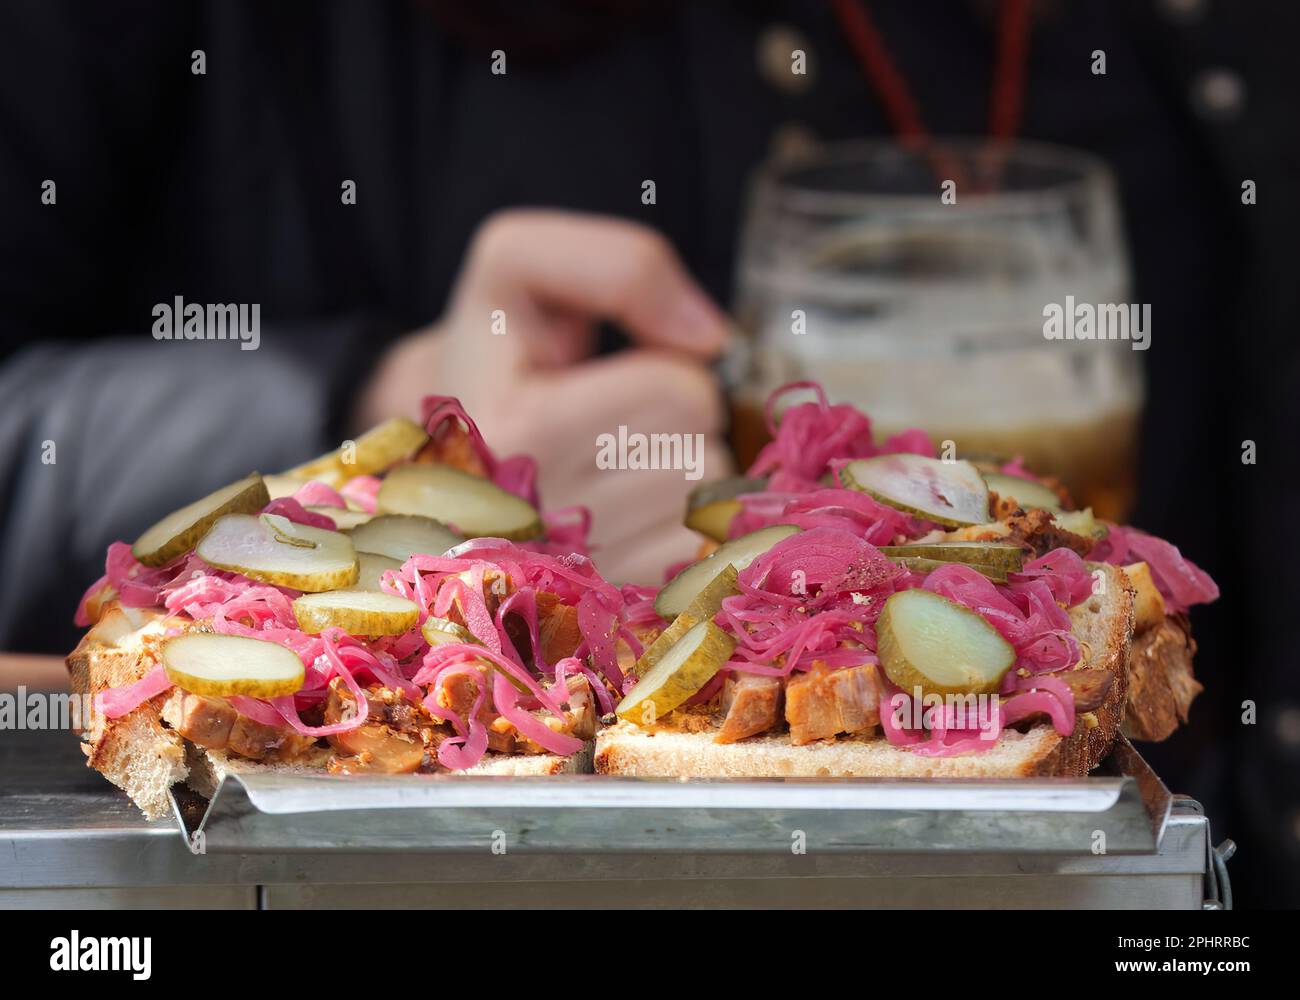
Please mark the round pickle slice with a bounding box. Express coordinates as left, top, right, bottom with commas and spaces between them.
879, 542, 1024, 575
616, 620, 736, 726
354, 552, 403, 593
841, 455, 990, 527
421, 616, 481, 648
1052, 507, 1107, 542
308, 506, 373, 531
160, 633, 304, 699
292, 590, 419, 637
377, 463, 543, 541
889, 556, 1010, 584
684, 476, 768, 542
196, 514, 359, 592
282, 417, 430, 486
876, 589, 1015, 698
131, 474, 270, 567
348, 514, 462, 563
981, 472, 1064, 512
634, 565, 739, 679
654, 524, 800, 620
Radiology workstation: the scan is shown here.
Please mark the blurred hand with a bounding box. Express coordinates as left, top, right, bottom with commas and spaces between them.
354, 210, 734, 583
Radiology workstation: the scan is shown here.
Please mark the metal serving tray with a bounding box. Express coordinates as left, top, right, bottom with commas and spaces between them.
174, 737, 1172, 857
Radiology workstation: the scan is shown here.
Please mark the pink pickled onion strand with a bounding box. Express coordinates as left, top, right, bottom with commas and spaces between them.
492, 671, 583, 756
1001, 690, 1075, 735
339, 475, 381, 513
1088, 524, 1218, 613
745, 380, 933, 493
262, 497, 336, 530
290, 481, 348, 509
96, 664, 173, 719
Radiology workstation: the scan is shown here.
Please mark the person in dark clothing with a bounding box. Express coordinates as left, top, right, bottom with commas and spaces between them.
1, 0, 1296, 906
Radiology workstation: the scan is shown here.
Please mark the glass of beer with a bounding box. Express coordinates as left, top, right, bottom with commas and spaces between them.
730, 139, 1140, 519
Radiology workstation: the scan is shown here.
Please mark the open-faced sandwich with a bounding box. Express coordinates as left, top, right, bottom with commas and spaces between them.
69, 398, 641, 818
596, 382, 1218, 778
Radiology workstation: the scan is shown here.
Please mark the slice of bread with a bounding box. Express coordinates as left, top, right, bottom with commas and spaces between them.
66, 603, 194, 819
68, 602, 593, 818
184, 740, 592, 800
595, 564, 1135, 778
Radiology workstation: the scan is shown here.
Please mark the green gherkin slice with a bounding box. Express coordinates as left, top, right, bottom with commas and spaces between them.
876, 589, 1015, 697
982, 472, 1064, 512
654, 524, 799, 619
196, 514, 358, 592
684, 476, 768, 542
879, 542, 1024, 575
841, 456, 990, 527
889, 557, 1010, 583
616, 620, 735, 726
131, 474, 270, 567
377, 463, 542, 541
1053, 507, 1108, 542
634, 565, 739, 679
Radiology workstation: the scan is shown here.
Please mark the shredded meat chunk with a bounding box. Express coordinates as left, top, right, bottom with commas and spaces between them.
963, 504, 1093, 558
160, 689, 236, 749
716, 673, 783, 744
784, 663, 882, 745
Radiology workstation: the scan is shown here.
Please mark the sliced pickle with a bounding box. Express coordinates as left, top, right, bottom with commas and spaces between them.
293, 590, 419, 637
196, 514, 358, 592
889, 556, 1009, 583
377, 463, 543, 541
283, 417, 430, 485
1053, 507, 1107, 542
842, 456, 989, 527
307, 506, 373, 531
160, 633, 304, 698
348, 513, 463, 562
421, 618, 531, 693
260, 512, 318, 548
876, 589, 1015, 697
421, 616, 481, 647
262, 473, 308, 500
616, 620, 735, 726
634, 565, 739, 678
981, 472, 1063, 512
1123, 561, 1166, 633
354, 552, 403, 592
684, 476, 768, 542
131, 474, 269, 567
879, 542, 1024, 575
654, 524, 800, 620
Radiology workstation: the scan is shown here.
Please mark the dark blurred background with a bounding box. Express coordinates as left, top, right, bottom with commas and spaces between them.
1, 0, 1297, 906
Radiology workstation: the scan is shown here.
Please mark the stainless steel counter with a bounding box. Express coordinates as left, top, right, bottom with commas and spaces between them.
0, 724, 1230, 909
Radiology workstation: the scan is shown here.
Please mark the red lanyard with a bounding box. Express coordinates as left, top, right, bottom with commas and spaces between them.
831, 0, 1033, 182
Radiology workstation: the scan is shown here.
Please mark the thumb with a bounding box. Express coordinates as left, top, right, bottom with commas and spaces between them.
459, 210, 731, 360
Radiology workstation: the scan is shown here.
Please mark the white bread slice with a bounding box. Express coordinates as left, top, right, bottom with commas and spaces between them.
184, 740, 592, 800
595, 564, 1134, 778
65, 603, 197, 819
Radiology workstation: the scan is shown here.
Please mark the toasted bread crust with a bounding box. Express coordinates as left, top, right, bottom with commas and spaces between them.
1122, 614, 1201, 742
596, 564, 1135, 778
66, 603, 194, 819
